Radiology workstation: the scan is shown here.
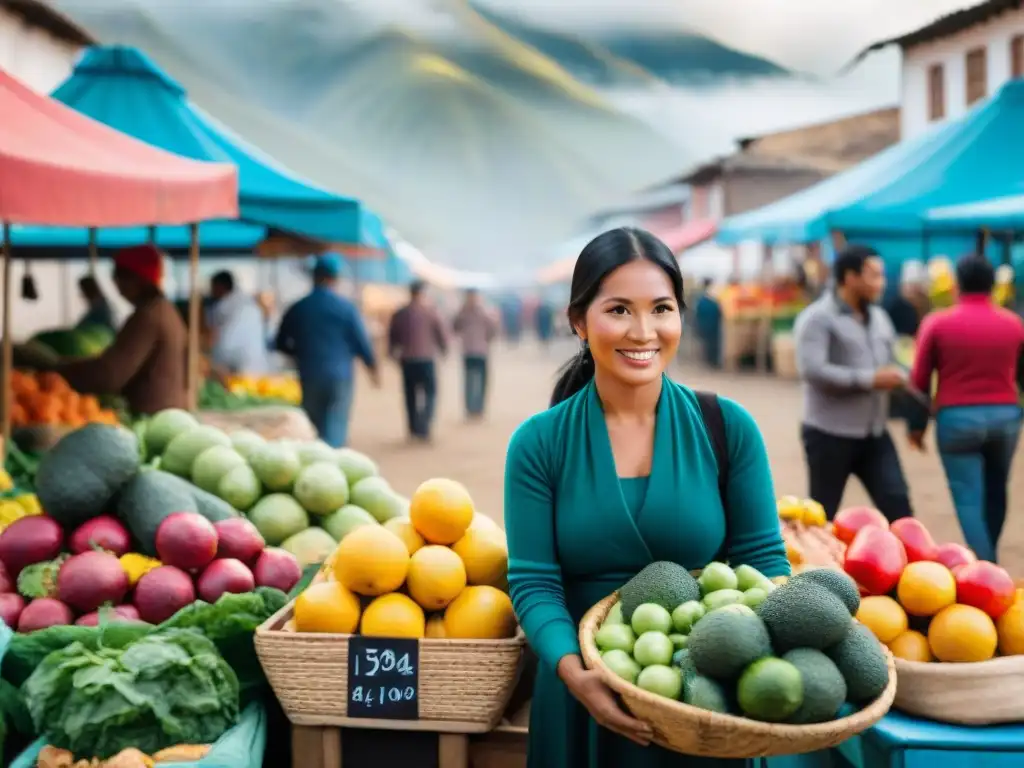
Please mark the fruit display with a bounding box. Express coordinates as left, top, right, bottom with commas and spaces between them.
591, 561, 891, 725
777, 496, 845, 570
224, 373, 301, 405
135, 408, 416, 567
198, 378, 297, 411
36, 743, 210, 767
8, 370, 120, 429
287, 477, 516, 641
838, 510, 1023, 663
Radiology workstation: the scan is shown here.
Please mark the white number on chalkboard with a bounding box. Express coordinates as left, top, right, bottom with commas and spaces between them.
353, 649, 414, 677
349, 686, 417, 707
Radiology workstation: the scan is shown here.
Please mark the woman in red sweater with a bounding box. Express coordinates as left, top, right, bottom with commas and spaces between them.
910, 254, 1024, 563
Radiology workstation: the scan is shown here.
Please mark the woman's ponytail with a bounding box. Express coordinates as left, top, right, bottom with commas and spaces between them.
549, 343, 595, 407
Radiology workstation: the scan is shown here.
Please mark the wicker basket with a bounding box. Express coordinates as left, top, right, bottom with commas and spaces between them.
893, 655, 1024, 725
579, 593, 897, 758
254, 600, 526, 732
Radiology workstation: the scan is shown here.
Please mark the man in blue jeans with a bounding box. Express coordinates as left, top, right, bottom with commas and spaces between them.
275, 255, 380, 447
388, 281, 448, 441
909, 254, 1024, 562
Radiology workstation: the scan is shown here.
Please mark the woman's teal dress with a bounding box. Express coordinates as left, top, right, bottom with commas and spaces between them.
504, 377, 790, 768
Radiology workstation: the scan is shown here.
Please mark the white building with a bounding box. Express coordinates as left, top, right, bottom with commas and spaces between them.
0, 0, 89, 91
858, 0, 1024, 140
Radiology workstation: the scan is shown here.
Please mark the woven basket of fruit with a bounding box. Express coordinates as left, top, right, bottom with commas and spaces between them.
579, 562, 896, 758
892, 655, 1024, 725
255, 478, 526, 732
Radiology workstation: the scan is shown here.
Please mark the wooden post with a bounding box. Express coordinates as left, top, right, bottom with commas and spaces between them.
1, 223, 11, 462
187, 223, 201, 411
148, 225, 157, 245
756, 242, 774, 373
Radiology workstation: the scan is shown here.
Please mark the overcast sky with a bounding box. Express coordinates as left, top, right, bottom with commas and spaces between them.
470, 0, 977, 73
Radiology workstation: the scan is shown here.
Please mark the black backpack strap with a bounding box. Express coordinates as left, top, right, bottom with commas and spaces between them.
696, 391, 731, 560
695, 391, 729, 503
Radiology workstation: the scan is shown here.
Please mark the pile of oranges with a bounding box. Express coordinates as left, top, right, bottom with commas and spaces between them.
857, 560, 1024, 664
292, 478, 517, 641
8, 370, 119, 429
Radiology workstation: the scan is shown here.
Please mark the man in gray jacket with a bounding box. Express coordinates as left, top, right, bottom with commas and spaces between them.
793, 244, 914, 522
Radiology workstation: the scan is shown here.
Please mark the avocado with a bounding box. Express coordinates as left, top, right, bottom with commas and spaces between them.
782, 648, 847, 724
688, 608, 772, 680
827, 622, 890, 704
758, 580, 853, 652
791, 568, 861, 616
619, 561, 701, 622
683, 671, 733, 714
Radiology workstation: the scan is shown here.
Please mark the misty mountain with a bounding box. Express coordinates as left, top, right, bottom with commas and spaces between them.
470, 3, 791, 86
599, 31, 791, 84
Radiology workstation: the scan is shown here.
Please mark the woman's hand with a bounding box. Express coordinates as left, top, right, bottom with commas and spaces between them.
558, 655, 653, 746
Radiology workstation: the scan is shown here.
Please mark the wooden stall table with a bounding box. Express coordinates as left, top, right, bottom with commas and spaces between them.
765, 710, 1024, 768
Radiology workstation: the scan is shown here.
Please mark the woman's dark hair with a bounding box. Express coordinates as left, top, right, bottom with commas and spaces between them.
956, 253, 995, 295
549, 227, 684, 406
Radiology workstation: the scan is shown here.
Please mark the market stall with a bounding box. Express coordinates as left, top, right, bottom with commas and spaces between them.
0, 66, 238, 457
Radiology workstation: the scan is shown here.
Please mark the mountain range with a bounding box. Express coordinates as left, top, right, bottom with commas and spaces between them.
46, 0, 803, 269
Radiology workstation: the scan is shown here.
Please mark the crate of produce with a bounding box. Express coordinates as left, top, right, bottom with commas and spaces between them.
579, 561, 896, 758
256, 477, 525, 732
835, 511, 1024, 725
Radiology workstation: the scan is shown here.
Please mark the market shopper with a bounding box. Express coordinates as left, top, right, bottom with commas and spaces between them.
206, 270, 270, 377
452, 288, 498, 420
909, 254, 1024, 563
388, 281, 448, 442
504, 226, 789, 768
793, 244, 914, 522
275, 254, 380, 448
46, 244, 187, 414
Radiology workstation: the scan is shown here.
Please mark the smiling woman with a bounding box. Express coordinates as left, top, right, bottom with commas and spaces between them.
505, 227, 789, 767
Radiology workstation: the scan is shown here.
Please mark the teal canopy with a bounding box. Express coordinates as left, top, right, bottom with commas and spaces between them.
9, 221, 263, 258
717, 79, 1024, 245
48, 45, 389, 250
925, 194, 1024, 231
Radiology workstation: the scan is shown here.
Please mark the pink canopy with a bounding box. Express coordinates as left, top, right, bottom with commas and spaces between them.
0, 69, 238, 226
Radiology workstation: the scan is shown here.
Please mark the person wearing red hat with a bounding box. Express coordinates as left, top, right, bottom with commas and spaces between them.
52, 244, 188, 414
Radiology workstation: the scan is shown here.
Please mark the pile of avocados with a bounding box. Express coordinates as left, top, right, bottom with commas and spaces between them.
593, 562, 890, 724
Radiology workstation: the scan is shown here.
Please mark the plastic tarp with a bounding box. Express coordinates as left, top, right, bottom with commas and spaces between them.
925, 194, 1024, 231
43, 0, 690, 274
717, 80, 1024, 245
0, 70, 237, 227
49, 46, 386, 250
10, 702, 267, 768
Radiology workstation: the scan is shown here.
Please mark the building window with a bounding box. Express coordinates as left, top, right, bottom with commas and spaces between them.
928, 64, 945, 120
965, 47, 987, 104
1012, 35, 1024, 79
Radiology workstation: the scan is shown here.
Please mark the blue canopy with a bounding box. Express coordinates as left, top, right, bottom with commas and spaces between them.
9, 221, 264, 258
49, 45, 389, 250
717, 79, 1024, 245
925, 194, 1024, 231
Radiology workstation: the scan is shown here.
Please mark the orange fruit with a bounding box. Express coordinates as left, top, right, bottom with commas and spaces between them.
383, 517, 426, 556
405, 545, 467, 611
425, 614, 447, 638
928, 604, 998, 662
856, 596, 909, 643
361, 593, 426, 639
468, 513, 501, 532
444, 585, 517, 640
294, 582, 361, 634
897, 561, 956, 617
996, 600, 1024, 656
409, 478, 475, 545
451, 527, 508, 586
332, 525, 410, 596
888, 630, 933, 662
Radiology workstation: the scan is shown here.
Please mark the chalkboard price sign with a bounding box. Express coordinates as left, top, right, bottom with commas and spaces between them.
346, 636, 419, 720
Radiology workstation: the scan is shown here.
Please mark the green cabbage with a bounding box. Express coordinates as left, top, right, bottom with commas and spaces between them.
22, 629, 239, 759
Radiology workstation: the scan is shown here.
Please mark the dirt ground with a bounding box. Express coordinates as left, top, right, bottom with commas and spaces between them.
345, 339, 1024, 576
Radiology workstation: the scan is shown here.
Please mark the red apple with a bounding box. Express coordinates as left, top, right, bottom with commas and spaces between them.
833, 506, 889, 546
935, 542, 976, 572
890, 518, 939, 563
955, 561, 1015, 620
